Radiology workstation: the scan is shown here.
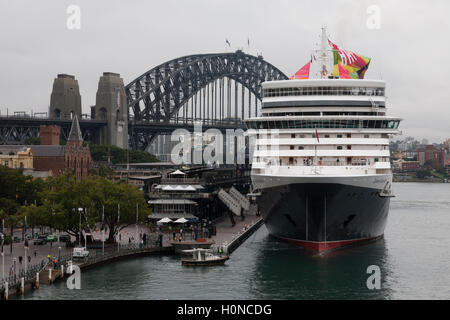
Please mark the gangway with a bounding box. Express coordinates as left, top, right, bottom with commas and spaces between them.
218, 189, 242, 217
229, 186, 250, 211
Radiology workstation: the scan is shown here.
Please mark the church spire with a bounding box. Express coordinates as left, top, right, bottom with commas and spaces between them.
67, 115, 83, 143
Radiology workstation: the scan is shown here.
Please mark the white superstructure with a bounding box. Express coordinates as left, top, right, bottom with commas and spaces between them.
246, 78, 401, 191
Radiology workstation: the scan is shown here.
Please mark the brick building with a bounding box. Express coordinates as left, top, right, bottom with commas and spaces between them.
416, 145, 445, 169
400, 160, 420, 171
65, 115, 92, 180
32, 116, 92, 179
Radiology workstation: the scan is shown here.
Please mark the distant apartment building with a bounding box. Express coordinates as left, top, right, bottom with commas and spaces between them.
400, 160, 420, 171
416, 145, 445, 169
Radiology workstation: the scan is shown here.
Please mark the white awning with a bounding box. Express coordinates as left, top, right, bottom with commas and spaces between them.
169, 170, 186, 175
157, 217, 172, 223
174, 217, 189, 223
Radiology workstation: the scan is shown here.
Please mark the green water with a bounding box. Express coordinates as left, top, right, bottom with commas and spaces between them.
26, 183, 450, 300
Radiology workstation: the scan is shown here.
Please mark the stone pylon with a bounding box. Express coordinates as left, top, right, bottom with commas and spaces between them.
49, 74, 82, 119
93, 72, 128, 149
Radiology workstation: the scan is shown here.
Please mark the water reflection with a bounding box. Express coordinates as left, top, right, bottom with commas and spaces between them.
249, 233, 394, 299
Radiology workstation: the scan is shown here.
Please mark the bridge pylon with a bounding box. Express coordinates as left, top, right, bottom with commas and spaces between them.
49, 74, 82, 119
93, 72, 128, 149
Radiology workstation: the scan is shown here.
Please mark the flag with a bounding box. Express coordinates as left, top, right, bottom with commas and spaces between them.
338, 63, 351, 79
290, 61, 311, 80
315, 128, 320, 143
328, 39, 371, 79
116, 90, 121, 110
225, 39, 231, 47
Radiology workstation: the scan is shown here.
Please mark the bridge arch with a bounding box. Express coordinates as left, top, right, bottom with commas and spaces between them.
125, 51, 288, 123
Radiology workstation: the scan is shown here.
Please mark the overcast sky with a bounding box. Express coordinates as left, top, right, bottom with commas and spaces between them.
0, 0, 449, 142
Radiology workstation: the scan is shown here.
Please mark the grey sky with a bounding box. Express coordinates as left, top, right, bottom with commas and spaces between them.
0, 0, 449, 142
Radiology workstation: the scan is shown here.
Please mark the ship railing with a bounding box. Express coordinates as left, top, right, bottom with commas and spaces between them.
262, 161, 375, 167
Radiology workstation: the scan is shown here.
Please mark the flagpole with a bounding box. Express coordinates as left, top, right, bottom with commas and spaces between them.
102, 205, 105, 256
84, 208, 87, 249
2, 219, 4, 280
136, 203, 138, 246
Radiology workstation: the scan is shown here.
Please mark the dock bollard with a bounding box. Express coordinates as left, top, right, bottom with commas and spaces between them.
36, 273, 39, 289
4, 282, 8, 300
49, 268, 52, 283
20, 277, 24, 295
61, 265, 64, 278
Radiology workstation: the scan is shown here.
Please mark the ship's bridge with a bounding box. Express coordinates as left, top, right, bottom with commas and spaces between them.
261, 79, 386, 116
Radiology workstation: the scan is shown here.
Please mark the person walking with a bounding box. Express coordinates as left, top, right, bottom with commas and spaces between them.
28, 255, 31, 264
34, 250, 37, 258
18, 256, 22, 264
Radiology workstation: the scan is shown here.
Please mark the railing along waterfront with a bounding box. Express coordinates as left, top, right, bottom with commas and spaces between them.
0, 235, 162, 296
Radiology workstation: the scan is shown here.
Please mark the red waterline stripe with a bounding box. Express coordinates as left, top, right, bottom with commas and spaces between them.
275, 235, 382, 252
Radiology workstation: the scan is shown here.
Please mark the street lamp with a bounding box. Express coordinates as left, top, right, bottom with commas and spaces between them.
78, 208, 83, 247
24, 246, 28, 274
1, 219, 4, 280
13, 257, 16, 281
58, 246, 61, 261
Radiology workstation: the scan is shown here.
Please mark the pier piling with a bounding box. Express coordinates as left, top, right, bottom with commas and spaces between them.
4, 282, 8, 300
35, 273, 39, 289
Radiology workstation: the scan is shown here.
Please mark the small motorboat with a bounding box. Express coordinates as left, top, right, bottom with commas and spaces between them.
181, 248, 229, 266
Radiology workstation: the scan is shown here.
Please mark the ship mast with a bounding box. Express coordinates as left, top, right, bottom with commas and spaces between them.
319, 25, 330, 79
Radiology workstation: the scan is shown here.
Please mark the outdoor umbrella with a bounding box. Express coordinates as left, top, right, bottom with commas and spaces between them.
174, 217, 189, 224
157, 217, 173, 224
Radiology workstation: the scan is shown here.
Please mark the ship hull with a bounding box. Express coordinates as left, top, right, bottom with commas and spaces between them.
255, 178, 390, 253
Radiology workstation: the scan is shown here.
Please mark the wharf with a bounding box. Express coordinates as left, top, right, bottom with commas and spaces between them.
210, 214, 264, 254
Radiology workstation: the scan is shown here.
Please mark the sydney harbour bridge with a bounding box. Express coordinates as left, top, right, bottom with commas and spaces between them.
0, 51, 288, 151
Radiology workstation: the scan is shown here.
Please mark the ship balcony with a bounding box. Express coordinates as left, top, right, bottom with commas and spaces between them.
251, 163, 390, 176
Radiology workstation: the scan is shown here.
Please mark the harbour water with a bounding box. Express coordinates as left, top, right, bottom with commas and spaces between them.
26, 183, 450, 300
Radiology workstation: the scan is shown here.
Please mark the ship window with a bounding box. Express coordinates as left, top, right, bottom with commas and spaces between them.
290, 145, 294, 150
337, 134, 343, 138
347, 145, 352, 150
325, 134, 330, 138
337, 146, 343, 150
364, 134, 370, 138
347, 133, 351, 138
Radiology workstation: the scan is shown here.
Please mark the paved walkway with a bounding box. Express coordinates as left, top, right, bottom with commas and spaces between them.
0, 224, 155, 280
1, 210, 262, 279
210, 206, 262, 247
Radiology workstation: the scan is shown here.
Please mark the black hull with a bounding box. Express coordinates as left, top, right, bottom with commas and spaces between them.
257, 183, 390, 252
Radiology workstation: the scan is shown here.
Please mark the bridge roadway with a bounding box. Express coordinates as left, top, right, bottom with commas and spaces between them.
0, 115, 247, 147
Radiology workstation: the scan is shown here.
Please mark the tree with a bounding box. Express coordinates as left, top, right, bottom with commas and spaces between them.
88, 144, 159, 164
86, 177, 150, 242
23, 172, 151, 243
0, 165, 44, 226
416, 169, 431, 179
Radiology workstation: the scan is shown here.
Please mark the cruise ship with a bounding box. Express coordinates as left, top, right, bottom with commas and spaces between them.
246, 29, 402, 252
